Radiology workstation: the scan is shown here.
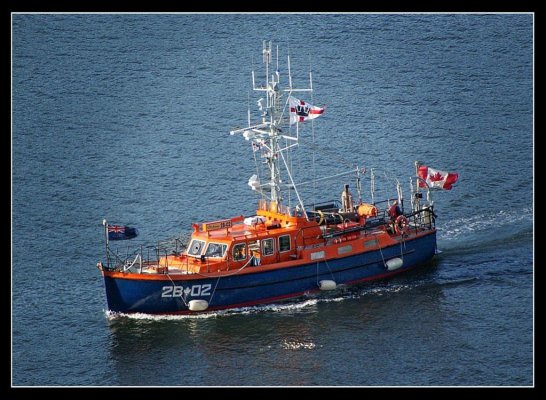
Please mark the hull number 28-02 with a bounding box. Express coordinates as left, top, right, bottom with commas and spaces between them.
161, 284, 212, 298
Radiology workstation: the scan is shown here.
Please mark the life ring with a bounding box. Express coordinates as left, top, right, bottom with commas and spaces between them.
394, 215, 409, 235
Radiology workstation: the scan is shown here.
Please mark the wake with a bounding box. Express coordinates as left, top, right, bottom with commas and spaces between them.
438, 206, 532, 241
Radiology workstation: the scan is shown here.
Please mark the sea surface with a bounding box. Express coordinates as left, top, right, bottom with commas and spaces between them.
12, 14, 533, 386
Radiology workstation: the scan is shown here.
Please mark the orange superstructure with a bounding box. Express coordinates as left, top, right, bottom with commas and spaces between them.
152, 198, 406, 277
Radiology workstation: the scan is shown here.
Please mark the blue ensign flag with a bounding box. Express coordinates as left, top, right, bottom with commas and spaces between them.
107, 225, 138, 241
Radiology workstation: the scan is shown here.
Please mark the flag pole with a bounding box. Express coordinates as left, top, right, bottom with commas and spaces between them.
102, 219, 110, 268
370, 168, 375, 204
414, 161, 421, 213
409, 176, 414, 213
414, 161, 420, 192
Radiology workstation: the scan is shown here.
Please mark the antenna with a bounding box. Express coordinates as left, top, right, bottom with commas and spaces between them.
247, 91, 251, 127
264, 41, 270, 108
287, 54, 292, 89
263, 40, 272, 64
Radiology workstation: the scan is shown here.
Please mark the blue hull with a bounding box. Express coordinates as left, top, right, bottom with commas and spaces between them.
102, 231, 436, 314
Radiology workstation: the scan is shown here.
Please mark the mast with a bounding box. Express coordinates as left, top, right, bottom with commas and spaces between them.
230, 41, 313, 218
264, 41, 281, 204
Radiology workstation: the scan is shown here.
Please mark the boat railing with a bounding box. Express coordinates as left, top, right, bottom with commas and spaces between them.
258, 198, 294, 217
372, 198, 403, 216
376, 205, 436, 235
293, 204, 435, 250
105, 236, 187, 273
405, 205, 436, 232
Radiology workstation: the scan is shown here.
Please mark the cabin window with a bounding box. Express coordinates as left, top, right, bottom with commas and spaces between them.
233, 243, 247, 261
188, 239, 206, 256
204, 242, 227, 258
262, 238, 274, 256
279, 235, 291, 252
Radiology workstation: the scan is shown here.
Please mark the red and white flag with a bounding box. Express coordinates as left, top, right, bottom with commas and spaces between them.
418, 165, 459, 190
289, 96, 325, 124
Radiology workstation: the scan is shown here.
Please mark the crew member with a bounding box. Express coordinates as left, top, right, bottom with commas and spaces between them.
341, 184, 354, 213
389, 200, 403, 221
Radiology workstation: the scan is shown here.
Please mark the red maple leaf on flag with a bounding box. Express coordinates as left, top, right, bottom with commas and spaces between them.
429, 172, 444, 182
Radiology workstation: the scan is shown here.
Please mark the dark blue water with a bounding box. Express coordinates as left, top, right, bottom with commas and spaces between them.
12, 14, 533, 386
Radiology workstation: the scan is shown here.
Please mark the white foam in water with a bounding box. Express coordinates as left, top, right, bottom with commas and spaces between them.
281, 339, 317, 350
439, 207, 532, 240
364, 284, 412, 296
104, 282, 422, 321
104, 298, 323, 321
104, 292, 379, 321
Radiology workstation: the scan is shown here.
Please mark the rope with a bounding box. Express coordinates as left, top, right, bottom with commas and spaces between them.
316, 258, 336, 287
297, 136, 357, 170
324, 258, 335, 281
377, 240, 387, 269
162, 256, 257, 310
122, 254, 141, 272
252, 142, 265, 202
107, 247, 129, 266
208, 276, 222, 307
397, 216, 407, 260
372, 231, 387, 268
166, 273, 188, 307
187, 255, 255, 278
165, 268, 222, 308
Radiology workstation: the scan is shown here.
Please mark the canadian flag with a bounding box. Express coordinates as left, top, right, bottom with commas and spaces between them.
289, 96, 325, 124
418, 165, 459, 190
